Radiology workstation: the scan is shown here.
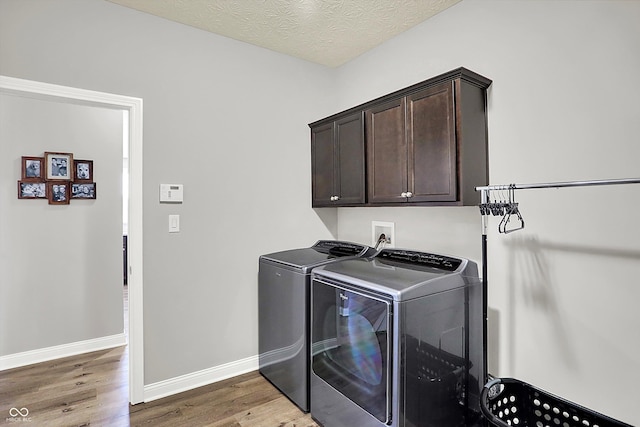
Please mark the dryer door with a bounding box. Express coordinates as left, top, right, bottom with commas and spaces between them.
311, 278, 392, 424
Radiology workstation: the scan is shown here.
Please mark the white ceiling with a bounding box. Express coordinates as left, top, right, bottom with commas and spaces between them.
106, 0, 462, 67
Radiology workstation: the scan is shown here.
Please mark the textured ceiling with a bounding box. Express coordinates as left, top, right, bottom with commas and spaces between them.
106, 0, 462, 67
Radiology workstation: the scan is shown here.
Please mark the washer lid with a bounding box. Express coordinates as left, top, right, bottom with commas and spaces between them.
313, 249, 479, 300
260, 240, 374, 271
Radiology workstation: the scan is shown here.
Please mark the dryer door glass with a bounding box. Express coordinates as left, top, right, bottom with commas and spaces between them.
311, 279, 391, 423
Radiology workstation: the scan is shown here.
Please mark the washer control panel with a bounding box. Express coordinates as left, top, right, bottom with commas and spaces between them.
377, 249, 462, 271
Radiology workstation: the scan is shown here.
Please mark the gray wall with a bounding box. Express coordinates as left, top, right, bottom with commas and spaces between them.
0, 0, 337, 384
2, 0, 639, 425
0, 93, 124, 354
334, 1, 640, 424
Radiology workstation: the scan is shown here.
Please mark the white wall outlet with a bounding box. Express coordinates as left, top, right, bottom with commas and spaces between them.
372, 221, 395, 249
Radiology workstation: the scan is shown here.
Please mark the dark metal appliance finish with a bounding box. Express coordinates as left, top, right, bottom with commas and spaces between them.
258, 240, 376, 412
310, 248, 485, 427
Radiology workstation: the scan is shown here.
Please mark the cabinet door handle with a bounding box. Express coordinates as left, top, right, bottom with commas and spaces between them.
401, 192, 407, 198
330, 196, 335, 201
406, 192, 413, 198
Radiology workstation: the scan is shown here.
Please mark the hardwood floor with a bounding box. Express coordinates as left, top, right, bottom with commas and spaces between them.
0, 287, 318, 427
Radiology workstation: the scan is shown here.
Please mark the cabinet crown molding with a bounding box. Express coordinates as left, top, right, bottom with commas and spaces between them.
309, 67, 492, 127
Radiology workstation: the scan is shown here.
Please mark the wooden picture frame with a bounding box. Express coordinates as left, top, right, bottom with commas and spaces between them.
18, 181, 47, 199
71, 182, 97, 199
44, 152, 73, 181
73, 159, 93, 182
47, 182, 70, 205
21, 156, 44, 181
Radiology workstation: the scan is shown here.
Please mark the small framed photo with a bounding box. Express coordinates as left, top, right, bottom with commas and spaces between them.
47, 182, 70, 205
45, 152, 74, 181
21, 156, 44, 181
71, 182, 97, 199
73, 159, 93, 181
18, 181, 47, 199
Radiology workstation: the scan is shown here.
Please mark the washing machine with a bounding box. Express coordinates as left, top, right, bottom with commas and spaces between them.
258, 240, 376, 412
310, 248, 485, 427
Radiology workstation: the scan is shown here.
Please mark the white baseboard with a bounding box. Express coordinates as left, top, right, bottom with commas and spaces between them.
144, 355, 259, 403
0, 333, 127, 371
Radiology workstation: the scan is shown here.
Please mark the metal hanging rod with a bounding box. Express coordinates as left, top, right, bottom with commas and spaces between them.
476, 177, 640, 192
476, 177, 640, 235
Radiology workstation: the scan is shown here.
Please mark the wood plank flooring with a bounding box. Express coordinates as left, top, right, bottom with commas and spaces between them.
1, 287, 319, 427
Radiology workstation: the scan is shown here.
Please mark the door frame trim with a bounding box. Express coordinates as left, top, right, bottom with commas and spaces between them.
0, 75, 145, 404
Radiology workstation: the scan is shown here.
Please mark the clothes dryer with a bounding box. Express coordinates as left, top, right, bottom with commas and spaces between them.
258, 240, 376, 412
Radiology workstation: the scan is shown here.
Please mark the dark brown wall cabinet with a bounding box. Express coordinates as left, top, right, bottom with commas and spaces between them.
310, 67, 491, 207
367, 82, 458, 204
311, 112, 366, 207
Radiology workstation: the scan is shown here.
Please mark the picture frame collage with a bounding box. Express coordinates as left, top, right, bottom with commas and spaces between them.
18, 152, 97, 204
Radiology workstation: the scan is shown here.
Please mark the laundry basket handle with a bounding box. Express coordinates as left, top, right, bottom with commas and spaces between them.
480, 378, 512, 427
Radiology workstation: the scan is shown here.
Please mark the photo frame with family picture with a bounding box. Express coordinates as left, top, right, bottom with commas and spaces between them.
45, 152, 73, 181
47, 182, 71, 205
18, 181, 47, 199
71, 182, 97, 199
73, 159, 93, 181
21, 156, 44, 181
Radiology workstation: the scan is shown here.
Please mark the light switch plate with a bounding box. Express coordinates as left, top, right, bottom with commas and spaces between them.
169, 215, 180, 233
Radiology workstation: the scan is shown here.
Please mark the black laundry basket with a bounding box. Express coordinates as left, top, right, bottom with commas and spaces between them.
480, 378, 633, 427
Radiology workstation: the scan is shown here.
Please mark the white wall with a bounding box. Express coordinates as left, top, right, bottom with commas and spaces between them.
334, 1, 640, 424
0, 0, 337, 386
0, 93, 124, 355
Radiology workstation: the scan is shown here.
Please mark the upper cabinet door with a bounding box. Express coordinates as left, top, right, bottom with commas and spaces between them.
311, 122, 335, 207
335, 112, 366, 205
366, 98, 408, 204
311, 112, 366, 207
407, 82, 457, 202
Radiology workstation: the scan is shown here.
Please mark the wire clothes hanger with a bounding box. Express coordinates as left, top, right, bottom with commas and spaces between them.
499, 185, 524, 234
478, 184, 524, 234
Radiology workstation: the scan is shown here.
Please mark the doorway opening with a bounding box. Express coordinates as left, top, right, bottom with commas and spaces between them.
0, 75, 145, 404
